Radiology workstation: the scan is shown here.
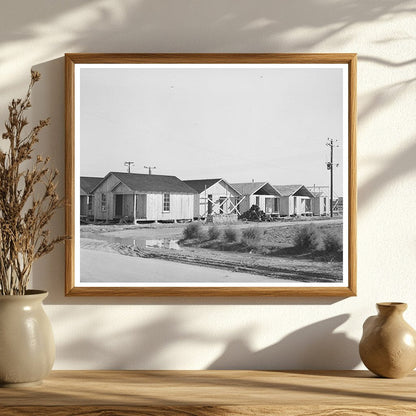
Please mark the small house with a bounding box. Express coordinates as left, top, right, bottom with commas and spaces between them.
184, 178, 242, 220
333, 196, 343, 215
80, 176, 102, 220
91, 172, 196, 223
231, 182, 281, 217
310, 191, 330, 216
273, 185, 314, 216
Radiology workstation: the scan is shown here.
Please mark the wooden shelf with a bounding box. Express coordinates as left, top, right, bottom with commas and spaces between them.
1, 370, 415, 415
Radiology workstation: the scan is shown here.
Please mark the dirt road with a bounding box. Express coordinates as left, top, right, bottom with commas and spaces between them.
81, 237, 343, 283
80, 248, 295, 284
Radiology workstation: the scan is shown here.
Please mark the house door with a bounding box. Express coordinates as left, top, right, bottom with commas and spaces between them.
304, 198, 311, 213
115, 195, 123, 217
265, 198, 274, 214
219, 197, 226, 214
274, 198, 280, 214
136, 194, 147, 219
80, 196, 87, 216
207, 194, 213, 215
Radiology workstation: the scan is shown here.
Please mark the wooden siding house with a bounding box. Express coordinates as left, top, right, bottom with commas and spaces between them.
310, 191, 330, 216
273, 185, 314, 216
333, 196, 343, 215
91, 172, 196, 223
80, 177, 102, 220
231, 182, 281, 217
184, 178, 242, 220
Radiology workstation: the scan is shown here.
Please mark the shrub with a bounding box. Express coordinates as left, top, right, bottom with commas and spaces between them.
183, 222, 204, 240
240, 205, 266, 221
223, 226, 239, 243
242, 226, 264, 247
208, 225, 221, 240
322, 232, 342, 252
293, 224, 321, 251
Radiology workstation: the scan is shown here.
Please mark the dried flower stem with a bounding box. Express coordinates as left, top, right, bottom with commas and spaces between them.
0, 71, 65, 295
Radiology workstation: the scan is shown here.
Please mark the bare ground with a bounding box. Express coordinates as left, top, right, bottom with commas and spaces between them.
81, 217, 343, 283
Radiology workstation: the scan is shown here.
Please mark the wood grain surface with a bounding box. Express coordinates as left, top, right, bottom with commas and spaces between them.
1, 370, 415, 415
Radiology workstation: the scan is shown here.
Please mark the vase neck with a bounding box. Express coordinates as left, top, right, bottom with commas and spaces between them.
377, 302, 407, 316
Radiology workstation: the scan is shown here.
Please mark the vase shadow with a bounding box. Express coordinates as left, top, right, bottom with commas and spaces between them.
208, 314, 360, 370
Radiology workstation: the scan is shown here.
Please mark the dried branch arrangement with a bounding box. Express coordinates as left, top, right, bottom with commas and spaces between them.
0, 71, 65, 295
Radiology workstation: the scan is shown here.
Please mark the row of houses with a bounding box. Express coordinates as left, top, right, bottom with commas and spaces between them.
80, 172, 331, 223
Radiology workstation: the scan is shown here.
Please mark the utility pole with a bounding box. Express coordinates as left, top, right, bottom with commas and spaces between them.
144, 165, 156, 175
124, 161, 134, 173
326, 138, 339, 217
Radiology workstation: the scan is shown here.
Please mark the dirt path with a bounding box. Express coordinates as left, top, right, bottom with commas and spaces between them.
81, 238, 343, 283
80, 249, 293, 283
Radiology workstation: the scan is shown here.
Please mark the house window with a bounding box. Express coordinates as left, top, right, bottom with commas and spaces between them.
163, 193, 170, 212
255, 196, 260, 207
101, 193, 107, 212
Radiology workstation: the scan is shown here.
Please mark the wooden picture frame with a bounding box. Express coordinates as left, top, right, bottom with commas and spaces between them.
65, 53, 356, 296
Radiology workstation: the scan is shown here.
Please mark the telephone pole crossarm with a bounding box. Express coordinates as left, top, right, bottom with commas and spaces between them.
124, 161, 135, 173
144, 165, 156, 175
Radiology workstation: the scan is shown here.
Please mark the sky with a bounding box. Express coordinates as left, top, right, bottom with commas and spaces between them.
79, 64, 345, 195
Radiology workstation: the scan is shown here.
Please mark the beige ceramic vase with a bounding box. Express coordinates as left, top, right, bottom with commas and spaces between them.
359, 302, 416, 378
0, 290, 55, 387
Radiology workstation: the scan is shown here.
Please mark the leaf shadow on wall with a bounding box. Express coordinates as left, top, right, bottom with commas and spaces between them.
52, 307, 359, 370
0, 0, 414, 96
208, 314, 360, 370
54, 311, 216, 369
358, 139, 416, 210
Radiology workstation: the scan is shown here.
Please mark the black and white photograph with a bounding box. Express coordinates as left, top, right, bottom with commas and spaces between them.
66, 54, 356, 295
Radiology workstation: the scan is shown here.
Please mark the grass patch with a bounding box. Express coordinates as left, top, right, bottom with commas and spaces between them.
180, 221, 343, 262
241, 226, 264, 249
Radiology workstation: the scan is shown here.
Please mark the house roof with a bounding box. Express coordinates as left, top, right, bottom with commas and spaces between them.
306, 187, 330, 198
273, 185, 314, 198
231, 182, 280, 196
184, 178, 241, 195
80, 177, 103, 194
94, 172, 197, 194
183, 179, 222, 193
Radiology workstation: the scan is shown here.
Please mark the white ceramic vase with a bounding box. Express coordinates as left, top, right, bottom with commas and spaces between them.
0, 290, 55, 387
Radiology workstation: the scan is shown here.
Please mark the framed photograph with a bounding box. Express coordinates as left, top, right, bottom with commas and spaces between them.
65, 53, 356, 296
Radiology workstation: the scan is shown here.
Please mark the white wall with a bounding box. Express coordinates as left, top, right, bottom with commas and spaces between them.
1, 0, 415, 370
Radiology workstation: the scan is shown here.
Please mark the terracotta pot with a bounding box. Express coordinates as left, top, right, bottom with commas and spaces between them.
0, 290, 55, 387
359, 302, 416, 378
